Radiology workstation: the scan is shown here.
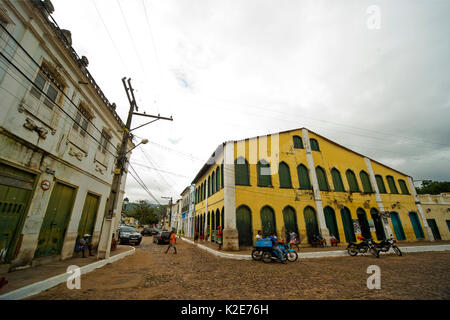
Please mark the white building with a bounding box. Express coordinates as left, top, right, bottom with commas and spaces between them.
0, 0, 128, 272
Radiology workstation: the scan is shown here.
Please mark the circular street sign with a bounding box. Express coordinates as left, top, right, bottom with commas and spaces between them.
41, 180, 51, 191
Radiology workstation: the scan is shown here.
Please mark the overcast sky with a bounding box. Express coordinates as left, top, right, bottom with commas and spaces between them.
51, 0, 450, 203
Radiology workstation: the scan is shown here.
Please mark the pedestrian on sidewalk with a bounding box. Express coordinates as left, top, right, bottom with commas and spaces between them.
289, 230, 300, 251
165, 230, 177, 254
79, 234, 94, 258
216, 225, 223, 251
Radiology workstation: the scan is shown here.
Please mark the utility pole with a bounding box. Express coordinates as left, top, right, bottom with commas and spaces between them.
97, 77, 173, 259
162, 196, 173, 230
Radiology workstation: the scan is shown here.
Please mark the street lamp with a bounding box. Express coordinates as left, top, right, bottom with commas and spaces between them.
125, 138, 148, 155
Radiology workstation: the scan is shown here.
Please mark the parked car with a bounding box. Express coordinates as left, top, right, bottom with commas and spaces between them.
141, 228, 153, 236
118, 226, 142, 245
153, 230, 171, 244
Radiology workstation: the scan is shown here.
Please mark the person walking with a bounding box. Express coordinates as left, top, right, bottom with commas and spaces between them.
289, 230, 300, 251
165, 230, 177, 254
216, 225, 223, 251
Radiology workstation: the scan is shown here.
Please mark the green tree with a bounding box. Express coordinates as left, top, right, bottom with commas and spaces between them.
127, 200, 158, 226
416, 180, 450, 195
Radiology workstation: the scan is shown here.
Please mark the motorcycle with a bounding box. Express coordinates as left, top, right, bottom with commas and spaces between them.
374, 238, 402, 256
253, 239, 297, 263
347, 236, 379, 258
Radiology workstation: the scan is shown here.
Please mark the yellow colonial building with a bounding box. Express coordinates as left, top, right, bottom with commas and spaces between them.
191, 127, 436, 251
418, 193, 450, 240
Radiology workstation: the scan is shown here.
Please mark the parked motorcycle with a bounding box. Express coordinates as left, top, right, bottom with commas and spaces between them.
374, 238, 402, 256
347, 236, 379, 258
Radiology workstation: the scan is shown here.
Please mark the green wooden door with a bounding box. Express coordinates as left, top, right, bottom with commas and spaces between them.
0, 164, 35, 264
427, 219, 441, 240
370, 208, 386, 241
357, 208, 371, 239
282, 206, 298, 240
390, 212, 406, 240
35, 182, 76, 258
304, 206, 319, 243
324, 206, 339, 241
236, 205, 252, 246
409, 212, 424, 239
260, 206, 276, 237
340, 207, 356, 243
77, 193, 100, 241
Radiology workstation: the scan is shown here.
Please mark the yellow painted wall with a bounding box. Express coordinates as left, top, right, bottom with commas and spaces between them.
193, 153, 225, 240
419, 194, 450, 240
232, 129, 426, 245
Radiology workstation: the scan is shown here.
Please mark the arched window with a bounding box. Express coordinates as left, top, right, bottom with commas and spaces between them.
310, 138, 320, 151
211, 172, 216, 194
398, 179, 410, 195
221, 162, 224, 188
216, 167, 220, 192
293, 135, 303, 149
297, 164, 311, 189
386, 175, 399, 194
202, 182, 206, 200
208, 177, 211, 197
257, 160, 272, 187
278, 162, 292, 188
316, 166, 329, 191
331, 168, 345, 192
359, 170, 373, 193
235, 157, 250, 186
375, 175, 387, 193
346, 170, 360, 192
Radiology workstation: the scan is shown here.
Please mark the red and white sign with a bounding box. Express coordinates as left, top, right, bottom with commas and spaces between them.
41, 180, 51, 191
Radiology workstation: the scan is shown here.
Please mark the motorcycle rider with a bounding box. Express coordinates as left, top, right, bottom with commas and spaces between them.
268, 233, 286, 264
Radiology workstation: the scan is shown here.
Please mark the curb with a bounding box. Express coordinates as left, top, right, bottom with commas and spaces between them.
180, 238, 450, 261
0, 246, 136, 300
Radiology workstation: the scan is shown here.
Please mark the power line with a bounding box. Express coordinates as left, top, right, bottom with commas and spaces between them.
0, 59, 118, 158
131, 161, 192, 179
91, 0, 129, 74
193, 94, 450, 148
128, 163, 161, 205
0, 24, 121, 154
116, 0, 147, 77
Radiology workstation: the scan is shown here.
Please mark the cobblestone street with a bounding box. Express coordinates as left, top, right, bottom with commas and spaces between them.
30, 237, 450, 300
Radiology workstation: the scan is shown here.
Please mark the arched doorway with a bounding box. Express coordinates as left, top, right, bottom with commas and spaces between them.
357, 208, 371, 239
370, 208, 386, 240
282, 206, 298, 240
324, 206, 339, 241
236, 205, 253, 247
303, 206, 319, 243
409, 212, 424, 239
215, 209, 220, 229
390, 212, 406, 240
340, 207, 356, 243
260, 205, 276, 237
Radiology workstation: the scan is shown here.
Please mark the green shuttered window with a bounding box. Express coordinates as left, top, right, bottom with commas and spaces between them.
386, 176, 399, 194
293, 136, 303, 149
278, 162, 292, 188
235, 157, 250, 186
375, 175, 387, 193
398, 179, 410, 194
360, 171, 373, 193
297, 164, 311, 189
331, 168, 345, 192
346, 170, 360, 192
310, 139, 320, 151
316, 167, 329, 191
257, 160, 272, 187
